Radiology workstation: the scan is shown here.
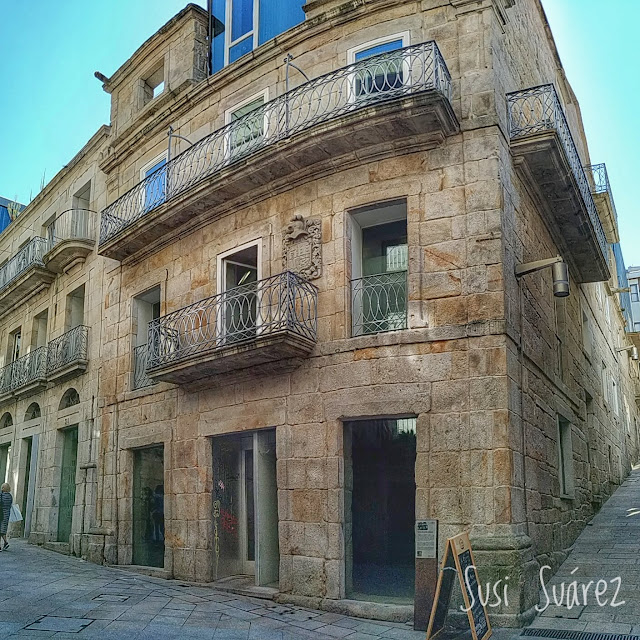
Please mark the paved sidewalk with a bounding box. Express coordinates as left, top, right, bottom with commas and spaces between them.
0, 539, 425, 640
521, 468, 640, 636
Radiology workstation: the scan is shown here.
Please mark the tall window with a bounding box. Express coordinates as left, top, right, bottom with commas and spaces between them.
133, 286, 161, 390
557, 416, 574, 498
141, 155, 167, 212
350, 201, 408, 336
631, 283, 639, 302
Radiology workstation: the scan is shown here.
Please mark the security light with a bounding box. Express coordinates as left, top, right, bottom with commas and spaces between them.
515, 256, 570, 298
617, 345, 639, 361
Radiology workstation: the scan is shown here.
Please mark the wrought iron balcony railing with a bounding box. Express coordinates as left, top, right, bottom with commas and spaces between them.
506, 85, 608, 263
0, 347, 48, 396
351, 271, 407, 337
100, 41, 452, 246
46, 326, 88, 375
147, 271, 317, 370
0, 237, 49, 292
133, 344, 155, 389
47, 209, 96, 249
586, 163, 618, 223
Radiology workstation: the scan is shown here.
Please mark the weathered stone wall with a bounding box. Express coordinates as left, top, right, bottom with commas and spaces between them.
0, 0, 636, 629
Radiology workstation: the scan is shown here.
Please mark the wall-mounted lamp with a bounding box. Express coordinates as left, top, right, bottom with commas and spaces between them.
515, 255, 570, 298
617, 345, 639, 361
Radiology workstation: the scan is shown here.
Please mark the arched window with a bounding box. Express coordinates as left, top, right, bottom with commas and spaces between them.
0, 412, 13, 429
59, 388, 80, 410
25, 403, 41, 421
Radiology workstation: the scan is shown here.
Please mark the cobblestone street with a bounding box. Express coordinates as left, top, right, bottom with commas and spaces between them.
0, 541, 425, 640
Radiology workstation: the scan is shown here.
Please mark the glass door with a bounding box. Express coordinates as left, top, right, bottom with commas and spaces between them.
221, 244, 258, 345
57, 427, 78, 543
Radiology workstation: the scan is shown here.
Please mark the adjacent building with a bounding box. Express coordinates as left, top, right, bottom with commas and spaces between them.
1, 0, 639, 628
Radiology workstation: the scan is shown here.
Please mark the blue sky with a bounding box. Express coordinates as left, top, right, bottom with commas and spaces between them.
0, 1, 638, 263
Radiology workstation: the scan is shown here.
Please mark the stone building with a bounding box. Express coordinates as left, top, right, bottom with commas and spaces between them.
2, 0, 639, 629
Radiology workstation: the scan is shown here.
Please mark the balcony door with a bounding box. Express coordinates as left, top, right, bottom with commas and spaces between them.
142, 155, 167, 212
220, 243, 259, 345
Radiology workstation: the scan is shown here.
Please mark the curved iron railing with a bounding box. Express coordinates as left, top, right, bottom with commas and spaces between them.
133, 344, 155, 389
586, 163, 618, 224
100, 41, 452, 245
506, 85, 609, 263
147, 271, 317, 369
351, 271, 407, 336
46, 326, 88, 375
47, 209, 96, 249
0, 237, 49, 292
0, 347, 49, 394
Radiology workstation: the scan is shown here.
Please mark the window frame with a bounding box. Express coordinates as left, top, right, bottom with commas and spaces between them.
224, 89, 270, 160
224, 0, 259, 65
346, 32, 411, 104
140, 152, 168, 212
557, 415, 575, 499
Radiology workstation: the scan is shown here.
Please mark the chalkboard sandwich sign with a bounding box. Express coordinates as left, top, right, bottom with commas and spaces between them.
426, 532, 492, 640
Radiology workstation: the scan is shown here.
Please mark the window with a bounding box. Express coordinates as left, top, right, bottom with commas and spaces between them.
10, 329, 21, 362
142, 63, 165, 104
212, 0, 304, 71
631, 283, 639, 302
601, 361, 608, 404
557, 416, 574, 498
132, 286, 161, 390
350, 201, 408, 336
582, 310, 593, 359
225, 91, 268, 159
141, 154, 167, 212
31, 310, 48, 349
347, 33, 410, 101
635, 322, 640, 332
66, 285, 85, 330
611, 379, 620, 415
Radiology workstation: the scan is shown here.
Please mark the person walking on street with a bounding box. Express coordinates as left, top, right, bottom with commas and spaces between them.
0, 483, 13, 551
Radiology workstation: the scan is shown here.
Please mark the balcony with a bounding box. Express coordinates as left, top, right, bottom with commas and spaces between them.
46, 326, 89, 383
99, 41, 458, 260
586, 164, 619, 244
0, 238, 55, 316
146, 271, 317, 384
351, 271, 407, 337
132, 344, 155, 390
0, 347, 48, 401
507, 85, 610, 283
43, 209, 96, 273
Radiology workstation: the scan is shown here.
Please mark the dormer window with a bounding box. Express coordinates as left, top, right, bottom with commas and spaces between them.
142, 63, 165, 105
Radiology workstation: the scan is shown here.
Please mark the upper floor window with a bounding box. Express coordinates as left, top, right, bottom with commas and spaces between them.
141, 154, 167, 212
347, 33, 409, 100
631, 283, 639, 302
142, 63, 165, 104
350, 200, 408, 337
225, 91, 268, 158
212, 0, 305, 72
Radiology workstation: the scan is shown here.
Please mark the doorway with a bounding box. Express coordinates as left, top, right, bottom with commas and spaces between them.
57, 427, 78, 543
345, 418, 416, 602
133, 445, 165, 567
212, 429, 278, 586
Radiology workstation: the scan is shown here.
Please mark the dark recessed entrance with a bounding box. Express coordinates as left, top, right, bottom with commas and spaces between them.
345, 418, 416, 603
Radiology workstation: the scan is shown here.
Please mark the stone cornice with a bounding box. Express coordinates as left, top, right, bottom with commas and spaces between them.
450, 0, 515, 27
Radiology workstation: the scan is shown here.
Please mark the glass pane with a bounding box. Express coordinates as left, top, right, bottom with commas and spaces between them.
229, 36, 253, 63
245, 448, 255, 562
354, 39, 404, 61
133, 446, 165, 567
144, 158, 167, 211
230, 97, 265, 154
231, 0, 253, 42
